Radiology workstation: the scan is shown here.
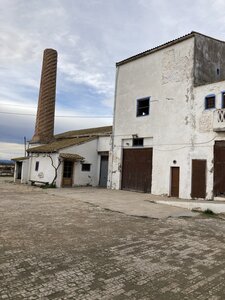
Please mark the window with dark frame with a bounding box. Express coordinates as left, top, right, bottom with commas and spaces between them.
81, 163, 91, 172
205, 95, 215, 109
137, 97, 149, 117
35, 161, 39, 171
133, 138, 144, 147
222, 92, 225, 109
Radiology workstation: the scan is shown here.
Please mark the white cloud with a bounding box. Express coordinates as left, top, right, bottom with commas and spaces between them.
2, 0, 225, 159
0, 142, 25, 160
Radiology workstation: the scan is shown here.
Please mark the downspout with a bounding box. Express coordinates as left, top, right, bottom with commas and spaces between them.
109, 65, 119, 189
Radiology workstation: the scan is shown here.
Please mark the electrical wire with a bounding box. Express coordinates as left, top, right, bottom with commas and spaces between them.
0, 111, 113, 118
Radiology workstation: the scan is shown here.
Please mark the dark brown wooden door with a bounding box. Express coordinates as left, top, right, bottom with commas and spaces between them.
214, 141, 225, 196
191, 160, 206, 198
171, 167, 179, 197
121, 148, 152, 192
62, 160, 73, 187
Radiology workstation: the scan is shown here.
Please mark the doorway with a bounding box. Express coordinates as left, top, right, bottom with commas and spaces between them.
170, 167, 180, 197
16, 162, 22, 179
191, 159, 206, 198
121, 148, 152, 192
62, 160, 73, 187
99, 156, 109, 187
214, 141, 225, 196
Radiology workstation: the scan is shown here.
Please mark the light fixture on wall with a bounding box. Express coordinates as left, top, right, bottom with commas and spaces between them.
132, 134, 138, 138
173, 160, 177, 164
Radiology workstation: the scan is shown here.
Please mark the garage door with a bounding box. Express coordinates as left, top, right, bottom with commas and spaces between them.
121, 148, 153, 192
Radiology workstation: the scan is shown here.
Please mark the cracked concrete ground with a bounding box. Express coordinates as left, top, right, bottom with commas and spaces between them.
46, 187, 198, 219
1, 178, 225, 299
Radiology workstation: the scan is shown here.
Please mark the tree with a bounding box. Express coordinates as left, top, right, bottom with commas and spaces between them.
47, 154, 62, 186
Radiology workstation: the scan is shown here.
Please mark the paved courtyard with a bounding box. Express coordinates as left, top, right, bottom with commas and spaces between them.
1, 179, 225, 299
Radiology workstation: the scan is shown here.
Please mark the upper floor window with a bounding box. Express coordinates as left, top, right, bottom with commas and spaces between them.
222, 92, 225, 109
205, 95, 215, 110
137, 97, 149, 117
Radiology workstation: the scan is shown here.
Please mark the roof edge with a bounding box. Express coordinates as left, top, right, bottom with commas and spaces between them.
116, 31, 225, 67
27, 136, 97, 154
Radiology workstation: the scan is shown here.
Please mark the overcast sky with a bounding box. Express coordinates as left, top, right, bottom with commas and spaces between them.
1, 0, 225, 159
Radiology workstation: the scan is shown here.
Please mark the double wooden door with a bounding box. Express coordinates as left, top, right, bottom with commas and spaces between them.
121, 148, 153, 193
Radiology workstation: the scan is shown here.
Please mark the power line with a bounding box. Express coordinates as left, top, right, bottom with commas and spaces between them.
0, 111, 113, 118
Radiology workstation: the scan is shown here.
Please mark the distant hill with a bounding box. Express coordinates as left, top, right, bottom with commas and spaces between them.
0, 160, 15, 165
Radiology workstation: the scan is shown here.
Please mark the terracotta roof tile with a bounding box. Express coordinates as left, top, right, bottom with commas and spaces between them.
27, 136, 95, 153
54, 125, 112, 138
59, 153, 84, 161
12, 157, 29, 161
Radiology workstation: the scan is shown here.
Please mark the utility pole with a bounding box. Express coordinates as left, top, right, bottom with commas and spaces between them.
24, 137, 27, 157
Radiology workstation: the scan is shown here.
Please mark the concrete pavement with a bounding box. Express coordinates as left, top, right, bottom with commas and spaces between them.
46, 187, 198, 219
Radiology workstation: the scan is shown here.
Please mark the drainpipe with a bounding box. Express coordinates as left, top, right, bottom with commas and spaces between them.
109, 66, 119, 189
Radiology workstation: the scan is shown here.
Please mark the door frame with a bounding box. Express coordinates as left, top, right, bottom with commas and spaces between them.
99, 155, 109, 187
61, 160, 74, 187
170, 166, 180, 197
121, 148, 153, 193
191, 159, 207, 199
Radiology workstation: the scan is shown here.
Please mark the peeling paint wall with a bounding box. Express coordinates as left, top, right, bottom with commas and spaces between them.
194, 34, 225, 87
193, 80, 225, 199
110, 37, 196, 198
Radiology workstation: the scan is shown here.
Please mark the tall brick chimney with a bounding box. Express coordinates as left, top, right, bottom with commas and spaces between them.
31, 48, 58, 144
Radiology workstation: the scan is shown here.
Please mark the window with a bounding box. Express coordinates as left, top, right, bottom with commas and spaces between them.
222, 92, 225, 109
137, 97, 149, 117
133, 138, 144, 147
81, 163, 91, 172
205, 95, 215, 109
35, 161, 39, 171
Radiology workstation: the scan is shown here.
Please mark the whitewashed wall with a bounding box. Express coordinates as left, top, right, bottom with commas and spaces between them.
21, 159, 29, 183
110, 37, 200, 198
192, 81, 225, 199
24, 136, 111, 188
110, 34, 225, 199
57, 136, 110, 187
29, 154, 58, 184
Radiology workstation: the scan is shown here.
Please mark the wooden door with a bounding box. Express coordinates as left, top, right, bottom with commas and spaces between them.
62, 160, 73, 187
191, 160, 206, 198
121, 148, 152, 193
214, 141, 225, 196
171, 167, 179, 197
99, 156, 109, 187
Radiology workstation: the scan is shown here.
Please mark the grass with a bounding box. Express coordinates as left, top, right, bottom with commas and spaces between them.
203, 208, 215, 215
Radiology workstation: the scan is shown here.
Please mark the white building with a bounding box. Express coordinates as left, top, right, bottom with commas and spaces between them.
13, 126, 112, 188
109, 31, 225, 200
